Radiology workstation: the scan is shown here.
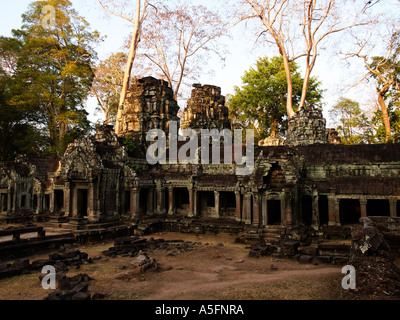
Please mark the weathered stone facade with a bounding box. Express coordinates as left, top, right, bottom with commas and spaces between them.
181, 84, 231, 133
1, 77, 400, 239
115, 76, 180, 143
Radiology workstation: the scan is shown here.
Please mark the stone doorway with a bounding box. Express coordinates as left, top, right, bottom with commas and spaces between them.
199, 191, 215, 217
301, 195, 313, 226
1, 193, 7, 212
339, 199, 360, 225
319, 196, 329, 226
367, 199, 390, 217
77, 189, 88, 217
174, 188, 190, 214
267, 200, 281, 225
54, 190, 64, 212
220, 191, 236, 217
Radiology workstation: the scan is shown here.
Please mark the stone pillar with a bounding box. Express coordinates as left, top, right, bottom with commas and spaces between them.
88, 181, 95, 219
156, 188, 165, 215
285, 192, 293, 227
262, 194, 268, 226
131, 188, 140, 218
147, 188, 154, 216
389, 197, 397, 218
214, 191, 220, 218
65, 182, 71, 217
235, 191, 242, 222
312, 195, 319, 229
280, 194, 286, 227
12, 184, 17, 212
334, 198, 341, 226
360, 197, 367, 218
253, 193, 260, 226
72, 188, 78, 217
49, 191, 55, 214
188, 188, 194, 218
168, 187, 174, 215
7, 191, 11, 213
193, 189, 198, 217
244, 193, 252, 225
328, 194, 338, 226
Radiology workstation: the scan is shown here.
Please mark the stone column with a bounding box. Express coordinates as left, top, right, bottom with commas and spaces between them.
156, 188, 165, 215
12, 184, 17, 212
7, 191, 11, 214
280, 194, 286, 227
389, 197, 397, 218
214, 191, 220, 218
334, 198, 341, 226
72, 188, 78, 217
328, 194, 338, 226
64, 182, 71, 217
131, 188, 140, 218
360, 197, 367, 218
147, 188, 154, 216
188, 188, 194, 218
312, 195, 319, 229
49, 191, 55, 214
262, 194, 268, 226
168, 187, 174, 215
235, 191, 242, 222
253, 193, 260, 226
193, 189, 198, 217
285, 192, 293, 227
88, 181, 95, 219
244, 193, 252, 225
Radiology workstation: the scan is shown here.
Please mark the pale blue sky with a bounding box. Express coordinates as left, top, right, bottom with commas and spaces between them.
1, 0, 398, 126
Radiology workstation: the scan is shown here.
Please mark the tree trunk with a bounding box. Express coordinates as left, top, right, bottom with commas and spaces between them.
377, 84, 391, 142
115, 0, 142, 135
282, 55, 295, 119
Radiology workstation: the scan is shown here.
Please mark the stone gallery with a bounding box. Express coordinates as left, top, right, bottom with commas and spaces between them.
1, 76, 400, 238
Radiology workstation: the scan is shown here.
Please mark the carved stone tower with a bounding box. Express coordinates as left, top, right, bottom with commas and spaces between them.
285, 105, 330, 146
115, 77, 180, 143
181, 84, 231, 134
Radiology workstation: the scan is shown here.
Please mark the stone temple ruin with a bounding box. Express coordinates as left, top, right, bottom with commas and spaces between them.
1, 76, 400, 263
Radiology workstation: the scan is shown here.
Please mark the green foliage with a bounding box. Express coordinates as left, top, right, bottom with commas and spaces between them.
227, 56, 323, 143
1, 0, 102, 157
329, 97, 372, 145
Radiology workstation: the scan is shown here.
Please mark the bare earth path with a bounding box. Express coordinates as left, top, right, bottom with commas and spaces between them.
0, 232, 343, 300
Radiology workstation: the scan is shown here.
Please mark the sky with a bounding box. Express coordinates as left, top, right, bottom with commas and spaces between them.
0, 0, 398, 127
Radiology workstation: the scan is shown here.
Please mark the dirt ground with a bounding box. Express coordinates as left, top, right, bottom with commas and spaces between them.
0, 232, 344, 300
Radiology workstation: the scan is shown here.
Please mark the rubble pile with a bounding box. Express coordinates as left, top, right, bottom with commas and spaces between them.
0, 249, 92, 280
42, 272, 103, 300
342, 218, 400, 300
102, 236, 202, 257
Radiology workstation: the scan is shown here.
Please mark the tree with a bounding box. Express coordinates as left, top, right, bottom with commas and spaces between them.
233, 0, 373, 118
97, 0, 149, 135
91, 52, 127, 124
348, 29, 400, 142
329, 97, 372, 145
0, 64, 47, 161
10, 0, 101, 155
227, 56, 323, 143
138, 2, 228, 100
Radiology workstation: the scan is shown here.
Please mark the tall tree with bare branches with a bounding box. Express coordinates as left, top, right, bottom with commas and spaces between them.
97, 0, 149, 134
135, 2, 228, 101
232, 0, 374, 119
